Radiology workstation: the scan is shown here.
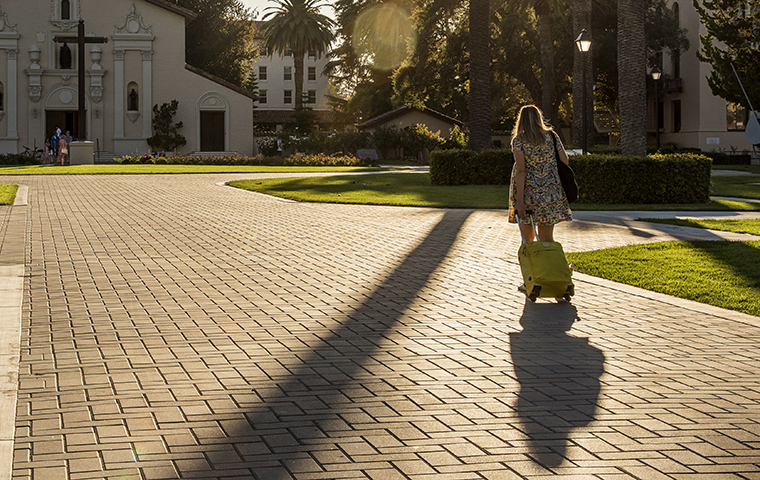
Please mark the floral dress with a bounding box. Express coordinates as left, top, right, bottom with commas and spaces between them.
508, 132, 572, 225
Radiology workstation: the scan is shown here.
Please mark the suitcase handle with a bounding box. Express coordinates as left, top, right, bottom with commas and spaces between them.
515, 212, 540, 244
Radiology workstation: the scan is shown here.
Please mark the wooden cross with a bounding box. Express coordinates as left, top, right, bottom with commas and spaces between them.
54, 19, 108, 140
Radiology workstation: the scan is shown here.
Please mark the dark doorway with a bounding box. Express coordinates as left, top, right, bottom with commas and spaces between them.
46, 110, 81, 140
200, 111, 225, 151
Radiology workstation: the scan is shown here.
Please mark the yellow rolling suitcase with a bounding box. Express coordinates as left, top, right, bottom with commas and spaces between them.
517, 214, 574, 302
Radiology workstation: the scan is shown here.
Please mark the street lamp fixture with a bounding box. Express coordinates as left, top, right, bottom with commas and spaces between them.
575, 29, 592, 154
651, 66, 662, 150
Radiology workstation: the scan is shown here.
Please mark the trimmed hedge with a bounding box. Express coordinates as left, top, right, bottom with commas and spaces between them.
0, 154, 39, 166
429, 148, 513, 185
430, 149, 712, 204
572, 153, 712, 204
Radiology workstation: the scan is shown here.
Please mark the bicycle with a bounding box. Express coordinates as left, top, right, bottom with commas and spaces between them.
21, 145, 45, 163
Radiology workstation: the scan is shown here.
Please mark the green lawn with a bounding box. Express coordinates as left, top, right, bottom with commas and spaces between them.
638, 218, 760, 236
0, 164, 385, 175
713, 165, 760, 174
712, 175, 760, 200
566, 240, 760, 317
567, 218, 760, 317
0, 184, 18, 205
228, 173, 513, 209
229, 173, 760, 211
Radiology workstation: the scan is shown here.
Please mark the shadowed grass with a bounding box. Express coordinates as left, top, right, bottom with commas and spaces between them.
0, 184, 18, 205
229, 173, 760, 211
228, 174, 512, 208
0, 164, 385, 175
567, 241, 760, 317
638, 218, 760, 236
712, 175, 760, 200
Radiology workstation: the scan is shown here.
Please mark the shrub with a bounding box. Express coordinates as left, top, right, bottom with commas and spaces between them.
571, 153, 712, 204
431, 150, 712, 204
146, 100, 187, 152
0, 154, 39, 166
430, 148, 513, 185
702, 151, 752, 165
257, 137, 279, 157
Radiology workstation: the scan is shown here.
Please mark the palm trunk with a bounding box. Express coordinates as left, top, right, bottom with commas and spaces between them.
618, 0, 647, 156
294, 50, 305, 110
468, 0, 492, 151
536, 0, 557, 130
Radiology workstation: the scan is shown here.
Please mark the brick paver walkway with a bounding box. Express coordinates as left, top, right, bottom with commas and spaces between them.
1, 173, 759, 479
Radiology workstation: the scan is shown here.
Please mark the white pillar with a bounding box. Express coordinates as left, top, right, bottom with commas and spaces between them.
141, 50, 152, 138
6, 48, 18, 138
113, 49, 124, 138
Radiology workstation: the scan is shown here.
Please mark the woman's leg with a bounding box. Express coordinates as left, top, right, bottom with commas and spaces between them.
537, 225, 555, 242
519, 222, 536, 242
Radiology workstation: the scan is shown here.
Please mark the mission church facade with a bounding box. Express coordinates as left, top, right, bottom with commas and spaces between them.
0, 0, 255, 158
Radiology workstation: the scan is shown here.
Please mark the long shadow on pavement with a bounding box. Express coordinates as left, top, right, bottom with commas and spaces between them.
509, 301, 606, 468
207, 210, 473, 478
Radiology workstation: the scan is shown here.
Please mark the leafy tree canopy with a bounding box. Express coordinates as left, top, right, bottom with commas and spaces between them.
177, 0, 259, 89
694, 0, 759, 107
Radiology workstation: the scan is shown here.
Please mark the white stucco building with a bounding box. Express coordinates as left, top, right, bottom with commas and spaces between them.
651, 0, 757, 154
0, 0, 255, 159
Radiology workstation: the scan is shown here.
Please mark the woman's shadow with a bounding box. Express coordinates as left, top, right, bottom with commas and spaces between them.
509, 301, 605, 468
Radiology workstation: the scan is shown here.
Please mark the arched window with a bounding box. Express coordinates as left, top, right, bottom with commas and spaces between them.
61, 0, 71, 20
127, 83, 139, 111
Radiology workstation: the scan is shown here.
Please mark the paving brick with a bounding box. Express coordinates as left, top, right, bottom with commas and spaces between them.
6, 173, 760, 480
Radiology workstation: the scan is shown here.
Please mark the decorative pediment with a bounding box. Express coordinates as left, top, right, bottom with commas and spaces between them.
115, 4, 152, 35
0, 6, 18, 32
50, 0, 81, 31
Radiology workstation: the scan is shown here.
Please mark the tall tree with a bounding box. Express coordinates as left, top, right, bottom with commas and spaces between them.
694, 0, 760, 108
179, 0, 258, 88
468, 0, 492, 150
617, 0, 647, 156
263, 0, 334, 110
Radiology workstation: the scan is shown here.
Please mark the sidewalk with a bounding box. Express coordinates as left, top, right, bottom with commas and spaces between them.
1, 173, 759, 479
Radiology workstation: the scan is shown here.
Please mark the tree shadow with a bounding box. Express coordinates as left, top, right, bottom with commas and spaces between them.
200, 210, 473, 477
509, 301, 606, 468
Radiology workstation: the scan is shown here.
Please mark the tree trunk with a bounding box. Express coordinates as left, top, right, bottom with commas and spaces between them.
536, 0, 558, 131
572, 0, 593, 150
294, 51, 305, 111
468, 0, 492, 151
618, 0, 647, 156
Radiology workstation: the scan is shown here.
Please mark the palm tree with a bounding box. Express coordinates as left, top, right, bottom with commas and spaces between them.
617, 0, 647, 156
468, 0, 492, 150
262, 0, 334, 111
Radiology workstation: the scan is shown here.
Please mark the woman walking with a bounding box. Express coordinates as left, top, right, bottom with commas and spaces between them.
509, 104, 572, 243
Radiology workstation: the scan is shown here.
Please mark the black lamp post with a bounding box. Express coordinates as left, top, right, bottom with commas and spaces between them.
575, 29, 592, 154
651, 65, 662, 151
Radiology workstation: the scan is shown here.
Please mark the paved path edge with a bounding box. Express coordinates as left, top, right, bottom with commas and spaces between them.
0, 196, 26, 480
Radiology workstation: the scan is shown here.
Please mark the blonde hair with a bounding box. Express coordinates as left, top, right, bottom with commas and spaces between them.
512, 105, 553, 146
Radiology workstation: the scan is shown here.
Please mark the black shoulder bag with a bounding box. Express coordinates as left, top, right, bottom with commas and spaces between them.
552, 133, 578, 203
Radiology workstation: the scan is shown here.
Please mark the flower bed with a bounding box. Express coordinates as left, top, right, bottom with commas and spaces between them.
117, 153, 378, 167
